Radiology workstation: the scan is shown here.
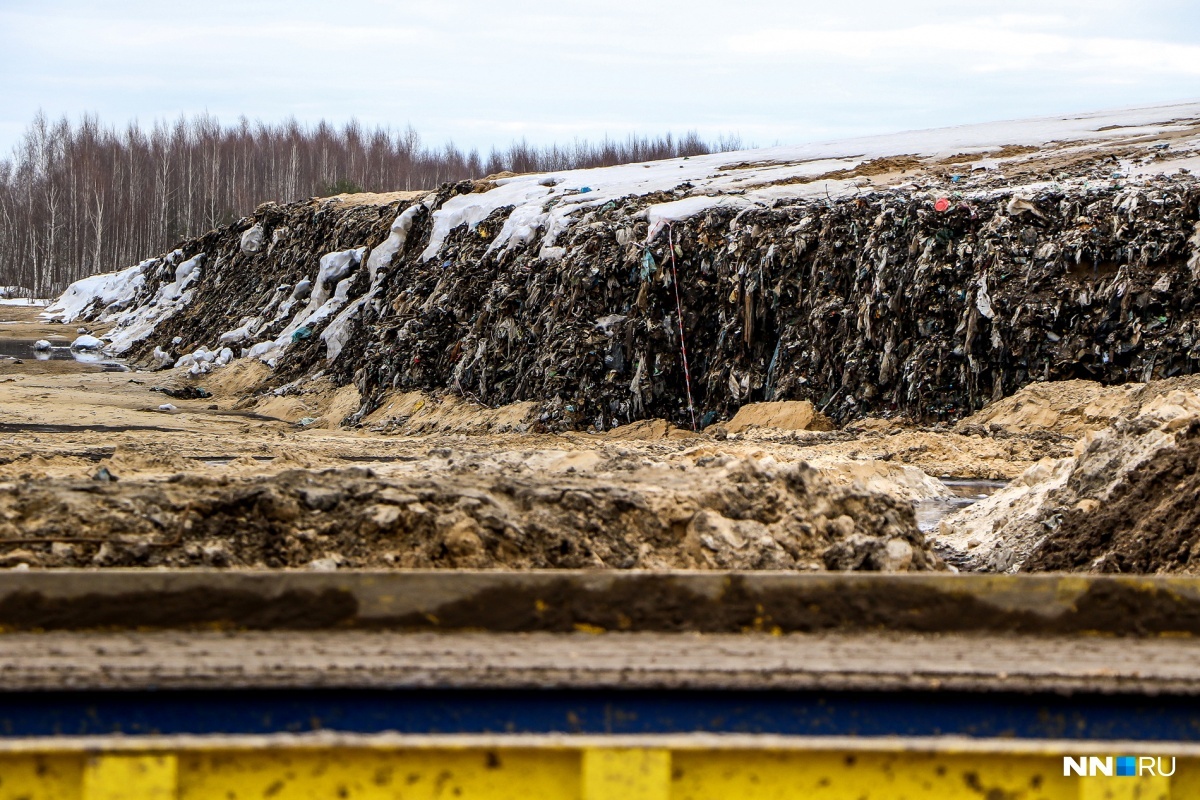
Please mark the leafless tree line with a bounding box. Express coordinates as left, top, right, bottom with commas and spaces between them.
0, 112, 741, 296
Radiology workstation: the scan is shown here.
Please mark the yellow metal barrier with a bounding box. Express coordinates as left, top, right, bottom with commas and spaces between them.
0, 736, 1190, 799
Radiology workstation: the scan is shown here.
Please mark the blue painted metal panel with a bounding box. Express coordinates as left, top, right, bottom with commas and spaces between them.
1, 690, 1199, 741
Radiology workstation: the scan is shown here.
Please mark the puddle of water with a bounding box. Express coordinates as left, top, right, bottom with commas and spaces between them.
915, 479, 1008, 533
0, 338, 128, 371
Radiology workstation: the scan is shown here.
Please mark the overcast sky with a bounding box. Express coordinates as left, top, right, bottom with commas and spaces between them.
1, 0, 1198, 156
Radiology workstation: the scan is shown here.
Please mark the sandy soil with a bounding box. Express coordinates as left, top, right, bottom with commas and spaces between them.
0, 306, 1076, 571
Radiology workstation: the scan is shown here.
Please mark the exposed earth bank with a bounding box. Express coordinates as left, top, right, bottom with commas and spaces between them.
10, 300, 1200, 574
0, 305, 1055, 573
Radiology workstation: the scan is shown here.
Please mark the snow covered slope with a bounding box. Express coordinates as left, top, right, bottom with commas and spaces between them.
422, 100, 1200, 260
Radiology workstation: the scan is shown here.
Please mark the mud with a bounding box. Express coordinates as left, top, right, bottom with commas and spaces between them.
0, 457, 939, 571
1, 571, 1197, 636
939, 386, 1200, 571
0, 587, 357, 630
383, 575, 1200, 636
1025, 424, 1200, 573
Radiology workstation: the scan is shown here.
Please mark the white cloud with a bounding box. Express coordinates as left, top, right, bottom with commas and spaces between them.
730, 19, 1200, 77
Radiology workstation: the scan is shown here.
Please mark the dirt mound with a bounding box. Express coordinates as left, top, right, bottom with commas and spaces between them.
604, 419, 699, 440
938, 389, 1200, 571
957, 376, 1200, 438
364, 391, 537, 435
813, 459, 951, 504
1024, 424, 1200, 573
0, 459, 940, 572
955, 380, 1140, 436
724, 401, 833, 433
98, 444, 193, 479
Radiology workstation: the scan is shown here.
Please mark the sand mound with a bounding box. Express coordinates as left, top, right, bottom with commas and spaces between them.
200, 358, 271, 402
364, 391, 536, 435
724, 401, 834, 434
814, 459, 951, 504
99, 444, 193, 478
604, 419, 699, 440
958, 377, 1200, 438
319, 190, 426, 207
955, 380, 1140, 437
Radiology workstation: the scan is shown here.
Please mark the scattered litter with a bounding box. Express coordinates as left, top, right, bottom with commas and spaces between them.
92, 467, 118, 483
151, 386, 212, 400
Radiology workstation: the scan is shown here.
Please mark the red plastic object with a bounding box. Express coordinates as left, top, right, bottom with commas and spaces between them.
934, 198, 951, 212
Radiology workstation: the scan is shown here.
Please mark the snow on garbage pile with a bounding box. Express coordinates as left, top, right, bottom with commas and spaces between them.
324, 207, 422, 362
45, 251, 203, 354
41, 100, 1200, 429
248, 246, 368, 367
43, 259, 152, 323
419, 100, 1200, 261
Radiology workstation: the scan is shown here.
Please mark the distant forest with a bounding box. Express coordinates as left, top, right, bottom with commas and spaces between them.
0, 112, 741, 296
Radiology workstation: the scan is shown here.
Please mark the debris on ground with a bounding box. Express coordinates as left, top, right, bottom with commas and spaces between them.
1023, 422, 1200, 573
151, 385, 212, 400
938, 389, 1200, 571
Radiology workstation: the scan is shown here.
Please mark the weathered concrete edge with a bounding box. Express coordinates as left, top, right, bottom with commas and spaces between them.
1, 570, 1199, 635
5, 665, 1199, 696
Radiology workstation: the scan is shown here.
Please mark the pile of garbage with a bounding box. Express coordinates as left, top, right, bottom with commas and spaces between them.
43, 113, 1200, 432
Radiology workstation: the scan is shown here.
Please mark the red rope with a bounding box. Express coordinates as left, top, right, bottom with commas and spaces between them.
666, 224, 698, 431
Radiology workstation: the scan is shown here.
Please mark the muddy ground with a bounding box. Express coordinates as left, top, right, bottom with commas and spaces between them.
1025, 422, 1200, 574
0, 305, 1088, 572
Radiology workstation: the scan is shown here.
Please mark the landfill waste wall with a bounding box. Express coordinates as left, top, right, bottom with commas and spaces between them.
48, 171, 1200, 431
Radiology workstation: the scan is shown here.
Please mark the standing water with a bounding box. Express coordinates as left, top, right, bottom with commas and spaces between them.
0, 338, 128, 371
915, 479, 1008, 532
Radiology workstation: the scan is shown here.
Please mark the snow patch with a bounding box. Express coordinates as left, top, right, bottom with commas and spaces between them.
43, 259, 152, 323
421, 182, 552, 261
366, 205, 421, 282
645, 196, 758, 241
